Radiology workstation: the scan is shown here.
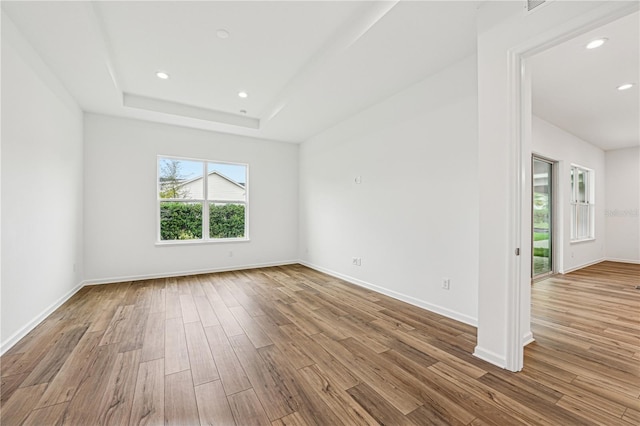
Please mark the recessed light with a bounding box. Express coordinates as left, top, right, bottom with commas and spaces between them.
238, 91, 248, 98
586, 38, 607, 49
216, 29, 230, 39
156, 71, 170, 80
617, 83, 635, 91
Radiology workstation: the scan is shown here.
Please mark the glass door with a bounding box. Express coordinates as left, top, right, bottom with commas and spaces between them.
532, 157, 553, 277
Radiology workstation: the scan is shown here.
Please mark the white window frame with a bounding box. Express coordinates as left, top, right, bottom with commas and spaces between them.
570, 164, 594, 242
156, 155, 249, 245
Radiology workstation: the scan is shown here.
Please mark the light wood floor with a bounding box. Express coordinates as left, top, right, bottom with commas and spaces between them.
1, 262, 638, 425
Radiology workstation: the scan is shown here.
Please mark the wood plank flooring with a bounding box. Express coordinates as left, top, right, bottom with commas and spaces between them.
1, 261, 638, 425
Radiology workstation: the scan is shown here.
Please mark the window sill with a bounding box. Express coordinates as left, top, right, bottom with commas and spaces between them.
570, 238, 595, 244
156, 238, 250, 247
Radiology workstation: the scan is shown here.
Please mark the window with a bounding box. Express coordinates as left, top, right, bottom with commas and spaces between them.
570, 165, 594, 241
158, 156, 248, 242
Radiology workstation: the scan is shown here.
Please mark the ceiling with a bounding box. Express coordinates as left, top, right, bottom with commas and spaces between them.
3, 2, 637, 149
1, 1, 479, 143
531, 11, 639, 151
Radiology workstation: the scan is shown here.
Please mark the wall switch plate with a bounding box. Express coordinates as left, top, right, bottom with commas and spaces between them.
352, 257, 362, 266
442, 278, 451, 290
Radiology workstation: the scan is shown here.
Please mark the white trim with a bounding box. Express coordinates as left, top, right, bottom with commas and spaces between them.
84, 260, 298, 286
203, 161, 210, 239
473, 346, 506, 369
507, 46, 525, 372
522, 331, 535, 346
300, 261, 478, 327
0, 282, 84, 355
606, 258, 640, 265
570, 238, 595, 244
155, 238, 251, 247
561, 258, 605, 274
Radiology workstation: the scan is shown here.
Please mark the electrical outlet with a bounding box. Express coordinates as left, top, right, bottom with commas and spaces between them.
355, 176, 362, 184
352, 257, 362, 266
442, 278, 451, 290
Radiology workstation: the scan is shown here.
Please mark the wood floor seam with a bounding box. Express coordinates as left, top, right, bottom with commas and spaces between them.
1, 261, 638, 425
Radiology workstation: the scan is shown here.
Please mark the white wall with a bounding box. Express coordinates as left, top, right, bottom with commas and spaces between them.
532, 116, 607, 272
605, 146, 640, 263
299, 56, 479, 325
1, 15, 84, 352
476, 0, 636, 369
83, 114, 298, 282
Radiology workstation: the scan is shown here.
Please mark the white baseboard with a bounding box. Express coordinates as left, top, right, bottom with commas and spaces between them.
605, 257, 640, 265
473, 346, 506, 369
84, 260, 299, 286
561, 257, 606, 274
0, 282, 84, 355
299, 260, 477, 327
522, 331, 535, 346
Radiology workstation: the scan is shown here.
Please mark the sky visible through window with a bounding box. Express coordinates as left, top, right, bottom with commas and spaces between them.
160, 158, 246, 184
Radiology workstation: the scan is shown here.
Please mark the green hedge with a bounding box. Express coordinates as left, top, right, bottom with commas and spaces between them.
160, 202, 203, 240
160, 202, 245, 240
533, 247, 550, 258
210, 204, 245, 238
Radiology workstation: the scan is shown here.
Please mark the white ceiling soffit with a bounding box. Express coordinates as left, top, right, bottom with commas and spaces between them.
1, 1, 479, 143
123, 93, 260, 129
531, 11, 639, 151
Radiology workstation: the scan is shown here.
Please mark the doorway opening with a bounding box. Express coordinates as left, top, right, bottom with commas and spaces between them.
505, 3, 640, 372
